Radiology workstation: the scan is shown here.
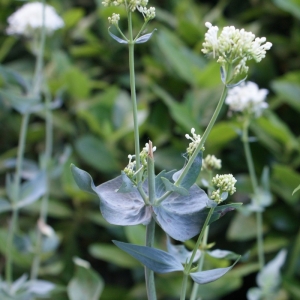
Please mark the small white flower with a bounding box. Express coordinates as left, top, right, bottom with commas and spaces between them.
7, 2, 64, 37
185, 128, 204, 156
211, 174, 237, 203
225, 81, 268, 117
138, 6, 156, 20
202, 22, 272, 77
202, 155, 222, 171
108, 13, 120, 25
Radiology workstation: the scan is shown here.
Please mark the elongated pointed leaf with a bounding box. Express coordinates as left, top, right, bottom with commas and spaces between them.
113, 240, 184, 273
292, 184, 300, 195
70, 164, 97, 195
108, 28, 128, 44
153, 184, 211, 241
172, 152, 203, 190
190, 256, 240, 284
96, 176, 152, 225
17, 172, 47, 208
155, 170, 176, 197
207, 249, 240, 260
166, 236, 201, 263
135, 29, 157, 44
0, 198, 11, 213
161, 177, 189, 195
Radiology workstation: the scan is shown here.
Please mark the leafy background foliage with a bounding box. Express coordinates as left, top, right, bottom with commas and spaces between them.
0, 0, 300, 299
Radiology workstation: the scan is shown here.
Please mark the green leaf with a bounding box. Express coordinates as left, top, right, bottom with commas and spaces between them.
70, 164, 97, 195
67, 257, 104, 300
272, 0, 300, 20
190, 256, 240, 284
113, 240, 184, 273
75, 135, 119, 173
89, 243, 140, 268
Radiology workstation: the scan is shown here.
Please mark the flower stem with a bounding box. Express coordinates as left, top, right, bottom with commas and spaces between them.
180, 207, 215, 300
242, 120, 265, 270
6, 111, 30, 285
190, 226, 209, 300
30, 91, 53, 280
128, 11, 141, 183
144, 142, 157, 300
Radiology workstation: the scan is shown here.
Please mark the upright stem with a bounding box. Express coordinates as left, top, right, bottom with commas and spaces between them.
190, 226, 209, 300
31, 92, 53, 280
144, 143, 157, 300
242, 120, 265, 270
128, 11, 141, 183
180, 207, 215, 300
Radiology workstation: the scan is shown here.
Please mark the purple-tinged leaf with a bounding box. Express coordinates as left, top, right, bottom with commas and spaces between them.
166, 236, 201, 263
153, 184, 211, 241
190, 256, 240, 284
71, 164, 97, 195
117, 171, 136, 193
108, 28, 128, 44
96, 176, 152, 226
113, 240, 184, 273
135, 29, 157, 44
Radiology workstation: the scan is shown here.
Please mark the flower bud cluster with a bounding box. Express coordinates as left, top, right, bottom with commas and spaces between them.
202, 155, 222, 171
185, 128, 204, 157
124, 143, 156, 180
108, 13, 120, 25
137, 6, 156, 20
102, 0, 150, 12
225, 81, 268, 118
6, 2, 64, 37
202, 22, 272, 77
211, 174, 237, 204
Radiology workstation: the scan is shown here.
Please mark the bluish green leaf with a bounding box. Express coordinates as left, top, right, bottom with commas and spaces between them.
0, 198, 11, 213
117, 171, 136, 193
161, 177, 189, 195
113, 240, 184, 273
166, 236, 201, 263
190, 256, 240, 284
135, 29, 157, 44
209, 203, 243, 225
70, 164, 97, 195
17, 171, 47, 208
68, 257, 104, 300
172, 152, 203, 190
108, 28, 128, 44
155, 169, 176, 197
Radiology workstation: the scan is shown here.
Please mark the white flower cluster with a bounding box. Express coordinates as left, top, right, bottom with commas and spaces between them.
202, 22, 272, 76
185, 128, 204, 157
124, 143, 156, 179
108, 13, 120, 25
137, 6, 156, 20
6, 2, 64, 37
211, 174, 237, 204
102, 0, 149, 12
202, 155, 222, 171
225, 81, 268, 117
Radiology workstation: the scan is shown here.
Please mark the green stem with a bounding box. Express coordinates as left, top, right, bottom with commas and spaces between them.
144, 144, 157, 300
180, 207, 215, 300
242, 120, 265, 270
6, 111, 30, 285
30, 91, 53, 280
128, 11, 141, 183
157, 85, 228, 204
190, 226, 209, 300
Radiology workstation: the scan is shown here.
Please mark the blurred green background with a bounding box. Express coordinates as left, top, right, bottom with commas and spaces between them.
0, 0, 300, 299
